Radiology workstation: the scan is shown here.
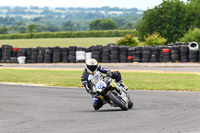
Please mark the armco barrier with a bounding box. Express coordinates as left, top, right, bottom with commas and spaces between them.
0, 43, 200, 64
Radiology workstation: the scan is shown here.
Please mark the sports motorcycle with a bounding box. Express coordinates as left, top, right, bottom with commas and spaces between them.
88, 71, 133, 111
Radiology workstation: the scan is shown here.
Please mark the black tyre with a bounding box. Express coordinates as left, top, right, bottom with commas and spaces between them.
108, 92, 128, 111
128, 97, 133, 109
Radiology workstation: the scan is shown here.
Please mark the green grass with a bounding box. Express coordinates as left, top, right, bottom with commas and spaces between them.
0, 69, 199, 91
0, 37, 121, 48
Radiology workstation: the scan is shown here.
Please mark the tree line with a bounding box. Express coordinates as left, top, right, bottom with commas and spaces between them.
0, 17, 139, 34
0, 6, 143, 33
136, 0, 200, 43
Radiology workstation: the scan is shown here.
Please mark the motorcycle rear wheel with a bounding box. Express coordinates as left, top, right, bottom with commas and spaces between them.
108, 92, 128, 111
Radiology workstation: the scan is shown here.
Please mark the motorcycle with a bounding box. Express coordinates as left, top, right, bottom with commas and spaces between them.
88, 71, 133, 111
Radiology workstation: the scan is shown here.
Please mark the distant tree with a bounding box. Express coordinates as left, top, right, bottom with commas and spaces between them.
0, 26, 9, 34
137, 0, 189, 43
32, 17, 41, 22
121, 23, 134, 30
89, 18, 118, 30
17, 25, 26, 33
179, 27, 200, 44
45, 24, 60, 32
29, 6, 39, 9
28, 24, 37, 37
62, 21, 74, 31
186, 0, 200, 28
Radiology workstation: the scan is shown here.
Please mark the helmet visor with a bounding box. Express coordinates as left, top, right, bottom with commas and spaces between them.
87, 65, 97, 72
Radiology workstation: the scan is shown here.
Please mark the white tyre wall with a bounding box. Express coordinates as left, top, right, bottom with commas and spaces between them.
76, 51, 86, 61
189, 42, 199, 51
85, 52, 92, 62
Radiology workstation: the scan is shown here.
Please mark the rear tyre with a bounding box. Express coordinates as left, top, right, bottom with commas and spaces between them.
108, 92, 128, 111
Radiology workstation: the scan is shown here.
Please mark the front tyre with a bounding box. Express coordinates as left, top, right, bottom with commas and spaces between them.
108, 92, 128, 111
128, 97, 133, 109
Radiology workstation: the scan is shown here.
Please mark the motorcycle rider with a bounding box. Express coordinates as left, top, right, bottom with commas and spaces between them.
81, 58, 128, 110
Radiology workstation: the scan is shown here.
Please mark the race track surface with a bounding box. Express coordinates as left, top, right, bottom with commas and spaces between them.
0, 84, 200, 133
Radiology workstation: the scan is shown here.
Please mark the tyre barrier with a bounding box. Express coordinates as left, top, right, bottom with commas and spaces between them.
0, 42, 200, 64
44, 47, 53, 63
85, 46, 93, 62
92, 45, 103, 62
142, 47, 151, 62
102, 46, 110, 63
189, 42, 199, 51
76, 47, 86, 63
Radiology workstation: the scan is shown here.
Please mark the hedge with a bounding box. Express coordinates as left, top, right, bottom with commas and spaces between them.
0, 30, 137, 39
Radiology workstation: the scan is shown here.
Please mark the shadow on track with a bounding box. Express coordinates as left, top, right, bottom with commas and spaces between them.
80, 108, 135, 113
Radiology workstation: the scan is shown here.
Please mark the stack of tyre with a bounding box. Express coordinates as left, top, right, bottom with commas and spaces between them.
76, 47, 86, 63
110, 46, 119, 63
101, 46, 110, 63
92, 45, 103, 62
52, 46, 61, 63
199, 49, 200, 62
37, 47, 45, 63
150, 47, 159, 62
132, 47, 142, 62
85, 46, 93, 62
26, 48, 32, 63
141, 47, 151, 62
61, 47, 69, 63
10, 47, 19, 63
2, 45, 12, 63
17, 48, 26, 57
16, 48, 26, 63
0, 48, 2, 62
127, 47, 134, 63
188, 42, 199, 62
68, 46, 77, 63
119, 46, 128, 63
171, 46, 180, 62
158, 47, 163, 62
12, 47, 19, 57
31, 48, 38, 63
162, 48, 171, 62
180, 45, 189, 62
44, 47, 53, 63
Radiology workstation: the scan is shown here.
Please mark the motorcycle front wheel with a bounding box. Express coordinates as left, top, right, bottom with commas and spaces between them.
108, 92, 128, 111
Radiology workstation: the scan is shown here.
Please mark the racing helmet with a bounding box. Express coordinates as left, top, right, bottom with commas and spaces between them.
86, 58, 98, 74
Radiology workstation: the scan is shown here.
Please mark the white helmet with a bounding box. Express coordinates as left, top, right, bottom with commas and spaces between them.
86, 58, 98, 73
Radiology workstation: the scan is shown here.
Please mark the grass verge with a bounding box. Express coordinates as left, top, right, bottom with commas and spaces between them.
0, 69, 199, 91
0, 37, 121, 48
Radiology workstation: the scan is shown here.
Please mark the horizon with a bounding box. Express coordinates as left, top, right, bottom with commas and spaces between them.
0, 0, 187, 10
0, 5, 143, 10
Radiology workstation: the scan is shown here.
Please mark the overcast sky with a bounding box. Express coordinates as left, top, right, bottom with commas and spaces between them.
0, 0, 187, 10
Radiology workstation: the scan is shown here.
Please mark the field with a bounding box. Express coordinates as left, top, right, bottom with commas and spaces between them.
0, 37, 121, 48
0, 68, 199, 91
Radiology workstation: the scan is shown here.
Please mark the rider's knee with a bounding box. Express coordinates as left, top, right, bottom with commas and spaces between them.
93, 100, 103, 110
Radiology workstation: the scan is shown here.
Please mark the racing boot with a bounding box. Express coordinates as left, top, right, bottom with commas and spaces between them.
119, 80, 128, 91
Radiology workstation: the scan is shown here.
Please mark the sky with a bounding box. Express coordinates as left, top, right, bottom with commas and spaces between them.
0, 0, 187, 10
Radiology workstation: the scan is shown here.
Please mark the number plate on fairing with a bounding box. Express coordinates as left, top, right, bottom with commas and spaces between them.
121, 91, 127, 102
96, 81, 106, 91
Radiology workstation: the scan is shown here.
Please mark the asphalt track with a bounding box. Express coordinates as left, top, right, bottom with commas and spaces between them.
0, 84, 200, 133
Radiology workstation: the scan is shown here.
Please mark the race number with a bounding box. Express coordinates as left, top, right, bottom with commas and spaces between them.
96, 81, 106, 91
121, 91, 127, 102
